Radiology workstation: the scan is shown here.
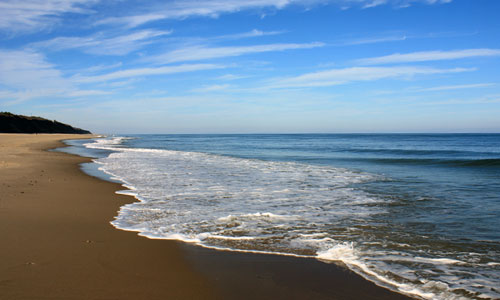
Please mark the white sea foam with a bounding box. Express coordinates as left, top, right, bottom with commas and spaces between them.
84, 136, 131, 150
374, 255, 467, 265
317, 242, 357, 262
217, 212, 298, 223
85, 137, 500, 300
207, 235, 258, 241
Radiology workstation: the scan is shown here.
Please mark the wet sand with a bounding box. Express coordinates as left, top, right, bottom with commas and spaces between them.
0, 134, 414, 299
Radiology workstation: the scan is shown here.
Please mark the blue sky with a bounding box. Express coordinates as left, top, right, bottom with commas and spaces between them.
1, 0, 499, 133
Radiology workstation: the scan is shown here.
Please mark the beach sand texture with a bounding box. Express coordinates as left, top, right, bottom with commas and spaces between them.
0, 134, 413, 300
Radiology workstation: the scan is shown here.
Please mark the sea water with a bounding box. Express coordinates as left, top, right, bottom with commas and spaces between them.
75, 134, 499, 300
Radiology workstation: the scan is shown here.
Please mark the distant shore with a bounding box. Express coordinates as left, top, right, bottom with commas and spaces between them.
0, 133, 414, 299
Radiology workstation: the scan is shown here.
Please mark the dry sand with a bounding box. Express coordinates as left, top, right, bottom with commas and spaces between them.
0, 134, 414, 300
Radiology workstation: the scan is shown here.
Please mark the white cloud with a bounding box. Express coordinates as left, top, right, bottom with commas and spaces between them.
0, 49, 68, 89
96, 0, 297, 27
216, 29, 285, 40
33, 29, 172, 55
359, 0, 452, 9
420, 94, 500, 106
0, 89, 61, 105
216, 74, 249, 81
339, 34, 407, 46
357, 48, 500, 65
369, 83, 496, 96
416, 83, 495, 92
0, 0, 454, 33
82, 62, 123, 73
0, 0, 98, 33
66, 89, 111, 97
0, 86, 111, 105
72, 63, 224, 83
0, 49, 109, 102
362, 0, 388, 8
192, 84, 231, 93
270, 66, 472, 88
95, 0, 452, 28
145, 42, 324, 64
95, 13, 167, 28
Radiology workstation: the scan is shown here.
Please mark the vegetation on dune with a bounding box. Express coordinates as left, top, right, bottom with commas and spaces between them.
0, 112, 91, 134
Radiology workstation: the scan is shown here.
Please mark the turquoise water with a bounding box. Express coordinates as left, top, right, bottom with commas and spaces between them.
73, 134, 500, 300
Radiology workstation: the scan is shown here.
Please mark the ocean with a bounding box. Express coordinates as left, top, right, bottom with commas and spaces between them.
64, 134, 500, 300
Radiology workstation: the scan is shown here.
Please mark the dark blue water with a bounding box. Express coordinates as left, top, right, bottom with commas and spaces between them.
79, 134, 500, 299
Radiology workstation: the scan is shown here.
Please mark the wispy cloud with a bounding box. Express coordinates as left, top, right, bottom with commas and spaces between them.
0, 49, 109, 103
216, 29, 285, 40
362, 0, 388, 9
368, 83, 496, 96
359, 0, 452, 9
0, 89, 67, 105
0, 87, 112, 105
216, 74, 249, 81
416, 83, 496, 92
66, 89, 111, 97
94, 13, 167, 28
95, 0, 452, 28
419, 94, 500, 106
145, 42, 324, 64
341, 30, 479, 46
338, 34, 407, 46
72, 63, 224, 83
81, 62, 123, 73
357, 48, 500, 65
0, 0, 98, 33
269, 66, 472, 88
0, 49, 69, 89
192, 84, 231, 93
0, 0, 454, 33
33, 29, 172, 55
96, 1, 304, 28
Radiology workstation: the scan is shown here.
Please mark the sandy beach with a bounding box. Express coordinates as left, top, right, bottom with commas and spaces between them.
0, 134, 414, 300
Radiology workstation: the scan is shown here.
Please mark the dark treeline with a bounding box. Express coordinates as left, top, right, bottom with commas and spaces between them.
0, 112, 91, 134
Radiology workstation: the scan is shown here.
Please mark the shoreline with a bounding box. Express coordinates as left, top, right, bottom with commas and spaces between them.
0, 133, 414, 299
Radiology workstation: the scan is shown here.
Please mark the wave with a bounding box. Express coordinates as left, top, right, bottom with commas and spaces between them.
353, 157, 500, 168
343, 148, 475, 156
84, 136, 500, 300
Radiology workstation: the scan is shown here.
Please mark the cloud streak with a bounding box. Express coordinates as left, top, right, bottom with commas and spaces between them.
360, 0, 452, 9
0, 49, 68, 89
145, 42, 324, 64
416, 83, 496, 92
96, 0, 308, 28
0, 0, 98, 33
338, 34, 407, 46
0, 49, 110, 103
191, 84, 231, 93
95, 13, 167, 28
72, 63, 224, 83
95, 0, 453, 28
270, 66, 472, 88
33, 29, 172, 55
0, 0, 453, 32
216, 29, 285, 40
357, 48, 500, 65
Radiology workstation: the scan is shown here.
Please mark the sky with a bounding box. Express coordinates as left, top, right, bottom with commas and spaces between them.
1, 0, 500, 133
